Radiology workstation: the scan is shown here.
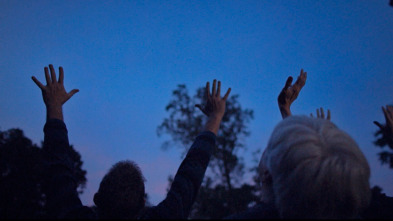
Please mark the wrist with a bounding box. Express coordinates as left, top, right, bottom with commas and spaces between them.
208, 114, 223, 121
46, 105, 64, 121
204, 115, 223, 135
279, 105, 291, 119
278, 104, 290, 112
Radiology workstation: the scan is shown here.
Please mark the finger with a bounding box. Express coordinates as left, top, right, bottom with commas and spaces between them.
283, 76, 293, 90
327, 109, 331, 120
386, 105, 393, 113
44, 66, 51, 85
294, 73, 306, 89
59, 66, 64, 84
49, 64, 57, 84
300, 69, 307, 79
31, 76, 45, 90
217, 81, 221, 97
386, 105, 393, 122
320, 107, 325, 119
301, 70, 307, 82
316, 108, 320, 118
222, 88, 231, 101
301, 72, 307, 82
212, 79, 217, 97
382, 106, 389, 123
206, 82, 210, 98
373, 121, 384, 130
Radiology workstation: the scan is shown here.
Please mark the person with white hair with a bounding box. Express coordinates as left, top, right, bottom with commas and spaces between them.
225, 69, 371, 219
258, 115, 371, 219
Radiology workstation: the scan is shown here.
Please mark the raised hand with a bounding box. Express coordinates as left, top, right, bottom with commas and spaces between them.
195, 79, 231, 135
278, 69, 307, 119
195, 79, 231, 119
32, 64, 79, 120
310, 107, 331, 120
374, 105, 393, 147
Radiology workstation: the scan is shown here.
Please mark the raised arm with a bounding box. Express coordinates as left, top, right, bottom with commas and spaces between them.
374, 105, 393, 148
32, 65, 86, 218
142, 79, 230, 219
277, 69, 307, 119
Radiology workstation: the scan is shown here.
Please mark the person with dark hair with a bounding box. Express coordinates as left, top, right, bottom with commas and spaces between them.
93, 160, 146, 218
32, 64, 231, 219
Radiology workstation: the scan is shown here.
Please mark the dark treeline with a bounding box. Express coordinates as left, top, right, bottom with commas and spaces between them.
1, 112, 393, 219
1, 86, 393, 219
0, 128, 86, 219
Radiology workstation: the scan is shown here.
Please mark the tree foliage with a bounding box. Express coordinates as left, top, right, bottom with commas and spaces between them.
158, 84, 257, 218
0, 128, 87, 219
373, 126, 393, 168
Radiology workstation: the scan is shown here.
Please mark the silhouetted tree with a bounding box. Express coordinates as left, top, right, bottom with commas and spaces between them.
68, 144, 87, 194
158, 84, 257, 218
0, 127, 87, 219
373, 120, 393, 168
190, 177, 260, 219
371, 104, 393, 218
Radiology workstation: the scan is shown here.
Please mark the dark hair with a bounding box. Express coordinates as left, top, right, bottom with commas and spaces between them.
93, 160, 145, 219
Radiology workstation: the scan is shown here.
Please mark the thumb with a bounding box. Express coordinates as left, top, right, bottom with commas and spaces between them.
283, 76, 293, 90
373, 121, 384, 130
195, 104, 208, 116
68, 89, 79, 98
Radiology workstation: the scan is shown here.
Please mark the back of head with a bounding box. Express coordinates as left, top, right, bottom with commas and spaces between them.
259, 115, 371, 219
93, 160, 145, 219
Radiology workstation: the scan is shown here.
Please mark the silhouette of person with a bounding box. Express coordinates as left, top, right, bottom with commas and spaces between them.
226, 69, 370, 219
32, 64, 231, 219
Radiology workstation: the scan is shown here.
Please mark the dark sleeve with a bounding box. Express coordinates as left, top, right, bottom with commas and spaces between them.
42, 119, 94, 218
140, 131, 216, 219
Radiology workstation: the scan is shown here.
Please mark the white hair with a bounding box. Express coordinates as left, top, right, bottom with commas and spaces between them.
259, 115, 371, 219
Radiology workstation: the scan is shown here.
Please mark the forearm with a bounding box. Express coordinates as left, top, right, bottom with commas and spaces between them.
279, 106, 291, 119
146, 131, 216, 219
204, 115, 222, 135
43, 119, 70, 155
43, 119, 82, 218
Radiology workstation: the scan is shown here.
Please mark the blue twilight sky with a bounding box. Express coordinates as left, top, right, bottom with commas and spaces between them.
1, 0, 393, 206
